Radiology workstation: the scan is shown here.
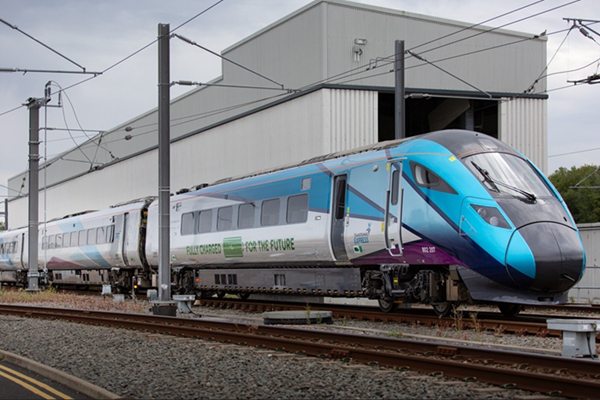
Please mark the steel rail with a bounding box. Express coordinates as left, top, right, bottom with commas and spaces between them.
198, 298, 600, 338
1, 304, 600, 398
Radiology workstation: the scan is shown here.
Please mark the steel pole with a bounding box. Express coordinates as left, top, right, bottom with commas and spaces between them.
158, 23, 171, 302
394, 40, 405, 140
26, 98, 43, 291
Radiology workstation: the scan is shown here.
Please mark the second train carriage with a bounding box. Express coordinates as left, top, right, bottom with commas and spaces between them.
0, 198, 154, 291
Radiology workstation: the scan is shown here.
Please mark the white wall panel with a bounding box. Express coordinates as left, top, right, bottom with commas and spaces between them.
499, 97, 547, 174
329, 89, 377, 152
569, 223, 600, 303
10, 150, 159, 228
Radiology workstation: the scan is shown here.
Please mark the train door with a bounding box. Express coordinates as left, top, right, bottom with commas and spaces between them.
330, 175, 349, 261
385, 161, 403, 256
344, 160, 404, 260
111, 214, 128, 267
121, 213, 131, 267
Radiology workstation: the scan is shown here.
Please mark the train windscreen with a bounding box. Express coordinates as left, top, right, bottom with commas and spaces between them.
466, 152, 553, 200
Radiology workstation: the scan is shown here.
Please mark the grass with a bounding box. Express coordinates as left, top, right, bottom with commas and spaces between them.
0, 287, 147, 313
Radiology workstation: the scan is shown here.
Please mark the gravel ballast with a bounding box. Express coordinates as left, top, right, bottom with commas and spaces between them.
0, 302, 569, 400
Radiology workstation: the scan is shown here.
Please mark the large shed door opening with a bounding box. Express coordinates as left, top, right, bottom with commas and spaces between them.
377, 92, 498, 141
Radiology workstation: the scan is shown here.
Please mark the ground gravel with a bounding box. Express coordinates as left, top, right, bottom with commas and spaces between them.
0, 300, 574, 400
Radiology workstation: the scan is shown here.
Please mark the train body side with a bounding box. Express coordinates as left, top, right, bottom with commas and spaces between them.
0, 199, 152, 288
0, 129, 585, 310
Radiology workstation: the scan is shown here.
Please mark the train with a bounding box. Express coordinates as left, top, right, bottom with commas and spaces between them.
0, 129, 586, 316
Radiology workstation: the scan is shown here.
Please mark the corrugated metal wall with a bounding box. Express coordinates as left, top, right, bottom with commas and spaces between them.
499, 97, 548, 174
327, 89, 378, 152
569, 223, 600, 303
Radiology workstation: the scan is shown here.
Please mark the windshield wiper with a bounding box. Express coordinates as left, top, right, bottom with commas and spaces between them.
471, 161, 537, 202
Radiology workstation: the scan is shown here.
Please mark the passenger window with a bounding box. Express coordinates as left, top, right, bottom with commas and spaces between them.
261, 199, 280, 226
287, 194, 308, 224
87, 229, 95, 245
42, 236, 47, 250
78, 230, 86, 246
55, 234, 62, 248
334, 177, 347, 220
71, 231, 78, 247
411, 162, 457, 194
238, 203, 255, 229
391, 170, 400, 206
181, 212, 195, 236
97, 227, 106, 244
63, 233, 71, 247
198, 210, 213, 233
414, 164, 440, 186
48, 235, 55, 249
301, 178, 311, 191
217, 207, 233, 231
106, 225, 115, 243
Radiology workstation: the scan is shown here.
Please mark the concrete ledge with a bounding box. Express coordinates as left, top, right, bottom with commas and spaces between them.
263, 310, 333, 325
0, 349, 122, 400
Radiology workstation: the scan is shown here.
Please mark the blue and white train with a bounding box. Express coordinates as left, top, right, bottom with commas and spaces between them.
0, 130, 586, 316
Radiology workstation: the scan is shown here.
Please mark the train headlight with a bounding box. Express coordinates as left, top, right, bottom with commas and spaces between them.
471, 205, 510, 229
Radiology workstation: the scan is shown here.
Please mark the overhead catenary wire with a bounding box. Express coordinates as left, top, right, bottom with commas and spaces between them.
0, 17, 87, 71
408, 0, 547, 53
172, 33, 286, 90
408, 0, 580, 60
0, 0, 226, 120
549, 146, 600, 158
525, 24, 575, 93
41, 90, 292, 161
31, 0, 227, 97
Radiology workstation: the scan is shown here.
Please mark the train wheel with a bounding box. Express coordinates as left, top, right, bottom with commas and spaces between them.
432, 302, 454, 317
498, 303, 523, 317
216, 290, 226, 298
238, 293, 250, 300
378, 297, 398, 313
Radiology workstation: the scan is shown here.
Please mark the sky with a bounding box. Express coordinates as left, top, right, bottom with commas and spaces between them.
1, 0, 599, 212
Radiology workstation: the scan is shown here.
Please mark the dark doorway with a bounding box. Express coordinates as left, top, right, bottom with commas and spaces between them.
378, 92, 498, 142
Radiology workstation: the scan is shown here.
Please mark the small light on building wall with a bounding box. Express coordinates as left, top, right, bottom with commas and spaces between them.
353, 38, 367, 62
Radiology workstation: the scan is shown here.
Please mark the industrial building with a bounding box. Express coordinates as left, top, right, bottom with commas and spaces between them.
7, 0, 549, 228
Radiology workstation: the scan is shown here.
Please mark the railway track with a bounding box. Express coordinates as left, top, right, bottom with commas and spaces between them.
1, 303, 599, 398
198, 298, 600, 339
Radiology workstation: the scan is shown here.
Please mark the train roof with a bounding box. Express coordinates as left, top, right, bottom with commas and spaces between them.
210, 135, 417, 187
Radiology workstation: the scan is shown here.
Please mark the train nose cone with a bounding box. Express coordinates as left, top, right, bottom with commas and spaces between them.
506, 222, 585, 293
